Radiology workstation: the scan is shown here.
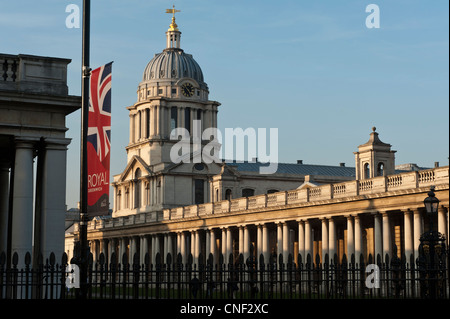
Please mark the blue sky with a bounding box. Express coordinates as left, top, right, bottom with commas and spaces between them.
2, 0, 448, 209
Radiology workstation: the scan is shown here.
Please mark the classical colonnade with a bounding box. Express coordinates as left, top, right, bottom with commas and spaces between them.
0, 138, 70, 267
87, 206, 448, 267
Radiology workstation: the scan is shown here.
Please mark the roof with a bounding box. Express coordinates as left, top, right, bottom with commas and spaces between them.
225, 162, 356, 177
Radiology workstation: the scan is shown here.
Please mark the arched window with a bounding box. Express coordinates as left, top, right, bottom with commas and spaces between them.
377, 162, 384, 176
267, 189, 279, 194
225, 189, 232, 200
364, 163, 370, 179
242, 188, 255, 198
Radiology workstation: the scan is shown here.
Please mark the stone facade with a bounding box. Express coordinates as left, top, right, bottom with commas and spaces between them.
65, 15, 449, 269
0, 53, 80, 266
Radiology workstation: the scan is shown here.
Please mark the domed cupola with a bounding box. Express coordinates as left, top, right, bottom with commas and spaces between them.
137, 7, 208, 101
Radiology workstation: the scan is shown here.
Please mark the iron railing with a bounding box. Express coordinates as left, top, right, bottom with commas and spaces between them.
0, 248, 448, 300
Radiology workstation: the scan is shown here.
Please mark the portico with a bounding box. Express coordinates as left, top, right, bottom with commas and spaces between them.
77, 166, 449, 268
0, 53, 80, 267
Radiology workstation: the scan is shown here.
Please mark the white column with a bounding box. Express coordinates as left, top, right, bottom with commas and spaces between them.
328, 218, 336, 262
243, 225, 250, 261
354, 215, 362, 261
374, 213, 382, 262
277, 222, 283, 259
0, 162, 10, 255
304, 220, 312, 262
167, 233, 174, 261
346, 215, 355, 260
226, 228, 232, 263
321, 218, 328, 262
11, 140, 34, 267
221, 228, 227, 258
282, 222, 289, 262
39, 141, 69, 260
413, 209, 423, 262
438, 206, 448, 242
404, 210, 413, 262
180, 232, 186, 262
256, 224, 262, 259
382, 212, 391, 261
262, 224, 269, 263
298, 220, 305, 262
210, 229, 217, 263
238, 226, 244, 257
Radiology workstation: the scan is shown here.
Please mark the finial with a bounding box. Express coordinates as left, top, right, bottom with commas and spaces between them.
166, 5, 181, 31
372, 126, 376, 132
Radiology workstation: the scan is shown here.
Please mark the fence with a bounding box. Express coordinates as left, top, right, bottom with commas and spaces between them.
0, 248, 448, 300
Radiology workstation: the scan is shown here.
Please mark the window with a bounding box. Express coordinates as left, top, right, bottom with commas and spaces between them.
267, 189, 279, 194
170, 107, 178, 134
125, 187, 130, 208
185, 107, 191, 134
364, 163, 370, 179
158, 88, 163, 95
134, 168, 141, 208
225, 189, 232, 200
242, 188, 254, 197
145, 109, 150, 138
116, 190, 121, 210
377, 162, 384, 176
194, 179, 204, 204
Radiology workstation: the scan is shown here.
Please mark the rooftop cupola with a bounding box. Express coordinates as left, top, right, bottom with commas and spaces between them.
165, 6, 181, 50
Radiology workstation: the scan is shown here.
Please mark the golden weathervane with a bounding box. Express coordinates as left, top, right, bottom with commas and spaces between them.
166, 5, 181, 31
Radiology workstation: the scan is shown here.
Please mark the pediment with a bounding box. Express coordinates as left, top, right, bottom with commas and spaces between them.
118, 155, 152, 182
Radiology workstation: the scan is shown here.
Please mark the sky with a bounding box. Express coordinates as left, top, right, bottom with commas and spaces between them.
2, 0, 449, 209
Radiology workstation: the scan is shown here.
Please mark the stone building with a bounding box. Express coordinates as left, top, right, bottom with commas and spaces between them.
65, 15, 449, 268
0, 53, 80, 267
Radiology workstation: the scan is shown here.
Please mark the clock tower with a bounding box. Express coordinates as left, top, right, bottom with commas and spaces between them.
112, 8, 222, 216
126, 9, 220, 166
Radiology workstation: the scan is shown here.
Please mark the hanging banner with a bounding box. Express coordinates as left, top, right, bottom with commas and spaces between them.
87, 62, 113, 216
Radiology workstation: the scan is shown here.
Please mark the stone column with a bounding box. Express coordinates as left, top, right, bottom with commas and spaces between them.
243, 225, 250, 261
298, 220, 305, 262
109, 238, 117, 263
374, 213, 382, 262
304, 220, 312, 261
282, 222, 289, 262
167, 233, 174, 261
438, 206, 448, 242
221, 228, 227, 258
354, 215, 362, 261
38, 140, 69, 260
238, 226, 244, 257
346, 215, 355, 260
321, 218, 328, 262
328, 218, 336, 261
209, 228, 216, 259
226, 227, 232, 263
11, 140, 34, 267
403, 210, 413, 261
256, 224, 262, 259
262, 224, 269, 263
277, 222, 283, 259
0, 162, 10, 255
382, 212, 391, 261
413, 209, 423, 261
140, 236, 149, 265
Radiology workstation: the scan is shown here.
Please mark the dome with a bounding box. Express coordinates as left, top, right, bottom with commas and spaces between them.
142, 48, 206, 88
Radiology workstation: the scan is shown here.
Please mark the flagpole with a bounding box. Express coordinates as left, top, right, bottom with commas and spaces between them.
78, 0, 91, 299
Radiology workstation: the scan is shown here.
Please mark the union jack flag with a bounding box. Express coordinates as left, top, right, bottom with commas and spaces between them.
88, 62, 112, 162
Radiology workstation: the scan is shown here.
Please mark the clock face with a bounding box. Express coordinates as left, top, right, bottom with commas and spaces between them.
181, 83, 195, 97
